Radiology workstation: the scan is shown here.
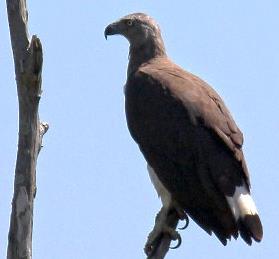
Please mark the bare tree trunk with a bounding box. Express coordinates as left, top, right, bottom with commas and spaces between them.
6, 0, 48, 258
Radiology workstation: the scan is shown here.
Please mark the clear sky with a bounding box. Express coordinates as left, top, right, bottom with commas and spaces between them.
0, 1, 278, 258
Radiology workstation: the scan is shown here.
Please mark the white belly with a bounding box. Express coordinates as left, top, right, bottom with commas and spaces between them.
147, 164, 172, 208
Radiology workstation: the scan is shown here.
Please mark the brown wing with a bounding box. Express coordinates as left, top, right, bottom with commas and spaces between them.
139, 57, 250, 188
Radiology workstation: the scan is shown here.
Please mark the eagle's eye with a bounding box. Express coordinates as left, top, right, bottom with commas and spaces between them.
126, 20, 133, 26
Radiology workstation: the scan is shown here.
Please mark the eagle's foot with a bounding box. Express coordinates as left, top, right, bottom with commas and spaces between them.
144, 207, 182, 256
172, 201, 189, 230
145, 224, 181, 255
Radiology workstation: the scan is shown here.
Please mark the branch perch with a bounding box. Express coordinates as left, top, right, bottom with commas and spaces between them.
6, 0, 48, 258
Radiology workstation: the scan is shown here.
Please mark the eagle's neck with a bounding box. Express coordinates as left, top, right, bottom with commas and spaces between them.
128, 37, 166, 77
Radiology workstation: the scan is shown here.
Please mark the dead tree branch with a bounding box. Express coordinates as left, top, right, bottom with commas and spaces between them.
6, 0, 48, 258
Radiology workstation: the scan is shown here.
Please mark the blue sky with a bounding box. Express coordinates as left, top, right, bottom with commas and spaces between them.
0, 1, 278, 258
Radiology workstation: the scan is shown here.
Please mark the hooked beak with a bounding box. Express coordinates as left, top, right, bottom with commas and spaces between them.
104, 22, 121, 40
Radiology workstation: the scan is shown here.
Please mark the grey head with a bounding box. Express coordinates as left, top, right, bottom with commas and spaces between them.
105, 13, 166, 74
104, 13, 164, 48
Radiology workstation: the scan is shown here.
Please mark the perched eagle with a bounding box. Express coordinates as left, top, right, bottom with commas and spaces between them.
105, 13, 263, 248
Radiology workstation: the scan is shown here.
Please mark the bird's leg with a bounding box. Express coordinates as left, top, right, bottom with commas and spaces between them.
145, 204, 184, 257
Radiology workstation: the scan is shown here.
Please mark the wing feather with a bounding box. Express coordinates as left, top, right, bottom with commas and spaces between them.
138, 57, 250, 187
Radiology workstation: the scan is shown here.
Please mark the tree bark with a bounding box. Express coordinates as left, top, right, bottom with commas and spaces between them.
6, 0, 48, 258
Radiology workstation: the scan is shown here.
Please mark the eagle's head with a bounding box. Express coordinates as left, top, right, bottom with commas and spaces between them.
104, 13, 163, 49
105, 13, 166, 75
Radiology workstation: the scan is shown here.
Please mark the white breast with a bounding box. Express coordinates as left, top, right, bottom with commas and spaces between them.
147, 164, 172, 208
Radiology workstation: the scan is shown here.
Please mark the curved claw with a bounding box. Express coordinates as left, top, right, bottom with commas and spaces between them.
170, 233, 182, 249
178, 214, 189, 230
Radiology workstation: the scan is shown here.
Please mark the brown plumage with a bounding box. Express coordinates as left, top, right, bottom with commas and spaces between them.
105, 13, 263, 245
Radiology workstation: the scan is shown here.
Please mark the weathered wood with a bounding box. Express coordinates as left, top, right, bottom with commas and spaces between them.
6, 0, 48, 258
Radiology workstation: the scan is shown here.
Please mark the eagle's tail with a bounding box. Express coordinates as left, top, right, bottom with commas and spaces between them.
226, 185, 263, 245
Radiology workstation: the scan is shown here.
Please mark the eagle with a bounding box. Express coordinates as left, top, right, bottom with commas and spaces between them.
105, 13, 263, 251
